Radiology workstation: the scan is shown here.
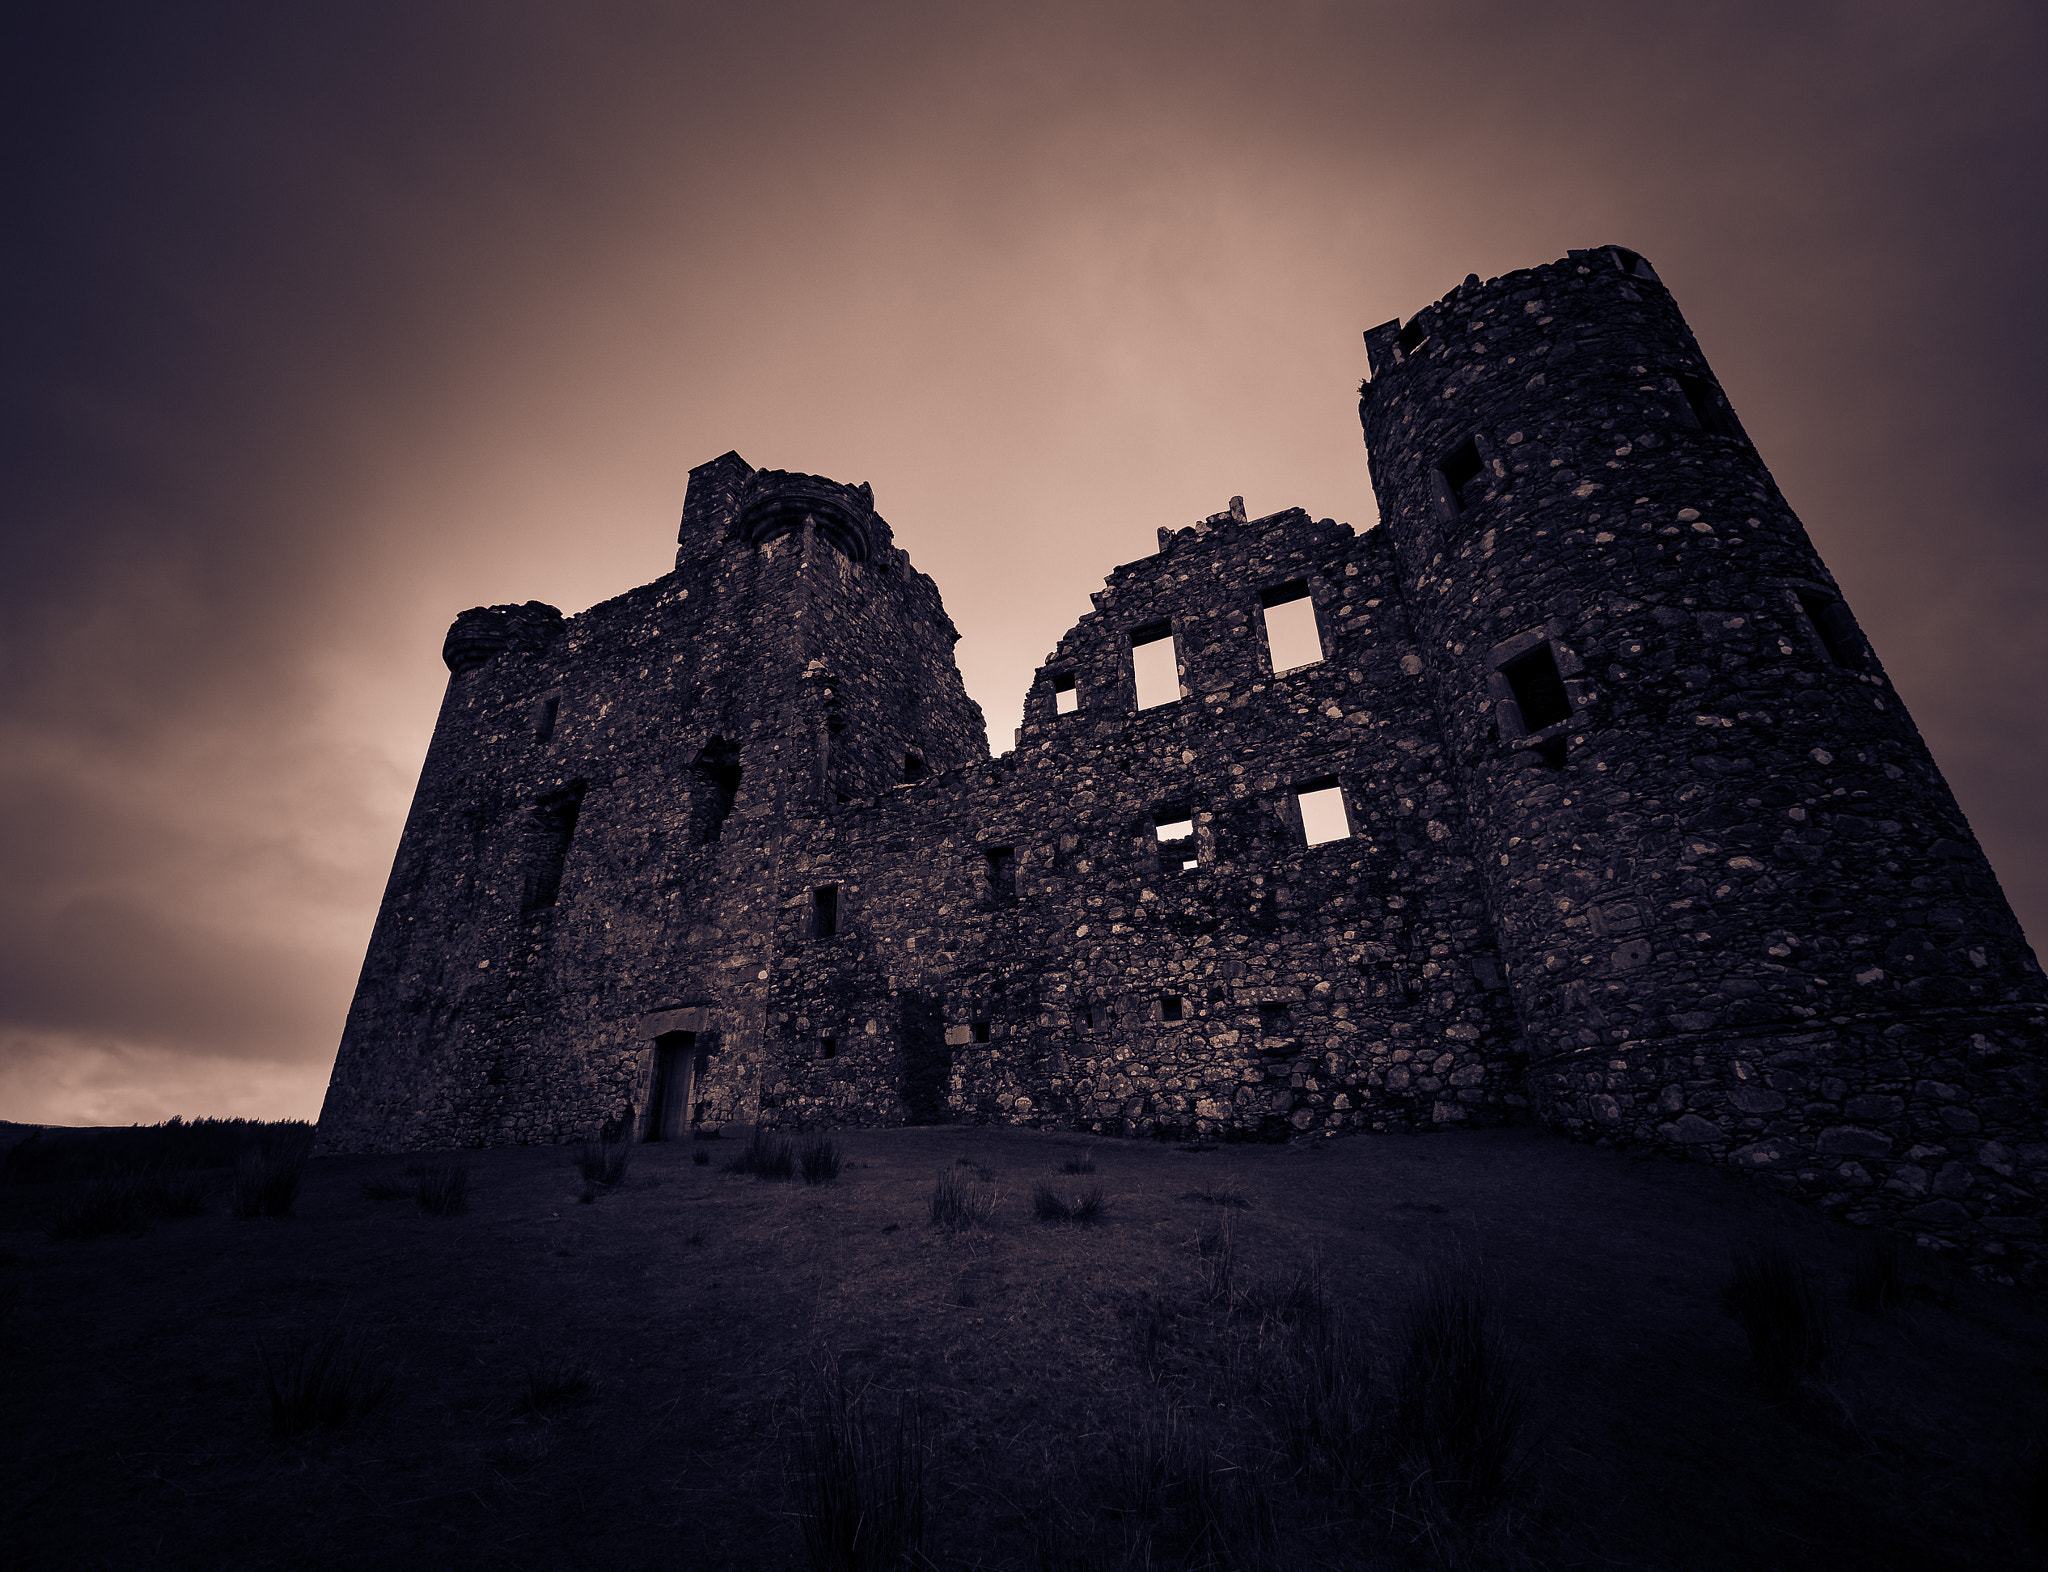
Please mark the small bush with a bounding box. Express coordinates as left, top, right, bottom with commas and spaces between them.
799, 1135, 843, 1185
1724, 1237, 1836, 1398
575, 1137, 631, 1189
928, 1170, 997, 1231
1848, 1231, 1908, 1315
410, 1158, 470, 1216
149, 1166, 213, 1217
1058, 1149, 1096, 1175
786, 1356, 927, 1572
257, 1325, 392, 1440
726, 1128, 794, 1180
518, 1353, 598, 1414
1392, 1266, 1531, 1521
693, 1149, 711, 1166
1033, 1181, 1108, 1223
232, 1140, 310, 1219
47, 1171, 156, 1240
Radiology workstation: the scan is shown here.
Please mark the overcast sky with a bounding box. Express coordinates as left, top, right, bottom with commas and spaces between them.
4, 1, 2044, 1127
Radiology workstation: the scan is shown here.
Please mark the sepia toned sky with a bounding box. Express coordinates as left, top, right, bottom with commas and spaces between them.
4, 1, 2045, 1127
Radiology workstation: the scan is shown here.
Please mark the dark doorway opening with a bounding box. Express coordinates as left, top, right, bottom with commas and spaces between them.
1503, 644, 1572, 733
645, 1031, 699, 1141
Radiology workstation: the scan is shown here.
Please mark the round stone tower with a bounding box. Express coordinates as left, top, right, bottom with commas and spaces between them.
1359, 249, 2046, 1260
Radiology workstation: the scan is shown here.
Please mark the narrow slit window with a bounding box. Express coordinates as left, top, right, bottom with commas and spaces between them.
985, 846, 1017, 904
1797, 592, 1865, 669
1438, 438, 1485, 514
971, 1020, 991, 1044
820, 1036, 837, 1059
1676, 375, 1739, 438
1294, 778, 1351, 847
520, 781, 586, 912
533, 695, 559, 744
1130, 622, 1179, 710
1160, 995, 1185, 1023
1053, 672, 1079, 715
693, 738, 742, 845
1078, 1002, 1108, 1031
1502, 644, 1572, 732
812, 885, 839, 939
1259, 581, 1324, 671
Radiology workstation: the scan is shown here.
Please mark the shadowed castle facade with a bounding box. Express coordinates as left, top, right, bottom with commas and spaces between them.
318, 248, 2048, 1282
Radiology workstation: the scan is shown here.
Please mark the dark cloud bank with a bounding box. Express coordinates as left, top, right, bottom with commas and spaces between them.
4, 1, 2044, 1122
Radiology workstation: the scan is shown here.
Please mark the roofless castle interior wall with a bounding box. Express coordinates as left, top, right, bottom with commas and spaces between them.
318, 247, 2048, 1284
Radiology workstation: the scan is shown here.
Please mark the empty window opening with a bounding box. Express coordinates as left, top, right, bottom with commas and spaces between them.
985, 846, 1017, 904
1053, 672, 1079, 715
693, 738, 742, 844
1294, 778, 1351, 846
971, 1020, 991, 1044
1130, 622, 1179, 709
1160, 995, 1185, 1023
812, 885, 840, 939
1258, 1002, 1292, 1037
1259, 581, 1325, 671
1797, 592, 1866, 669
533, 695, 559, 744
820, 1036, 837, 1059
1612, 247, 1659, 280
1502, 645, 1573, 733
520, 781, 586, 912
1078, 1002, 1109, 1030
1676, 375, 1739, 438
1397, 317, 1429, 356
902, 752, 927, 783
645, 1031, 695, 1142
1153, 811, 1197, 875
1438, 437, 1485, 513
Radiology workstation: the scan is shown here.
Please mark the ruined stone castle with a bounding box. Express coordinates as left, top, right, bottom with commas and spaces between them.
318, 246, 2048, 1280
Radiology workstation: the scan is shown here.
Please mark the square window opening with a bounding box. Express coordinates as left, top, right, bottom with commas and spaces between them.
820, 1036, 837, 1059
1053, 671, 1079, 715
1160, 995, 1185, 1023
1438, 437, 1485, 513
1078, 1002, 1108, 1031
1294, 778, 1351, 847
1502, 645, 1573, 733
1130, 622, 1179, 710
812, 885, 839, 939
971, 1020, 991, 1044
1259, 581, 1324, 671
902, 752, 927, 783
1258, 1002, 1291, 1036
1153, 810, 1196, 875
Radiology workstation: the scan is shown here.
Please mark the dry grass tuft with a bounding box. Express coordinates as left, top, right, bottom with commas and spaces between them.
232, 1139, 311, 1219
1392, 1264, 1532, 1522
785, 1354, 927, 1572
408, 1157, 470, 1216
1031, 1181, 1108, 1224
928, 1170, 997, 1231
257, 1324, 392, 1441
576, 1136, 632, 1189
799, 1135, 843, 1185
1723, 1236, 1837, 1398
728, 1128, 795, 1180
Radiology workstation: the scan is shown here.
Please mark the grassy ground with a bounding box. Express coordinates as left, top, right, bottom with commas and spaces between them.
2, 1123, 2044, 1571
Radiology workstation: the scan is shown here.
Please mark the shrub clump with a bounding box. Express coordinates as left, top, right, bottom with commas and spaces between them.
799, 1135, 843, 1185
1031, 1181, 1108, 1224
408, 1157, 470, 1217
258, 1324, 393, 1440
232, 1137, 312, 1219
1724, 1236, 1837, 1398
785, 1356, 927, 1572
928, 1170, 997, 1231
726, 1128, 794, 1180
1392, 1266, 1532, 1521
575, 1136, 631, 1190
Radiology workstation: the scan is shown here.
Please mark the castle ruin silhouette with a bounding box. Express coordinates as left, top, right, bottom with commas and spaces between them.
317, 247, 2048, 1283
